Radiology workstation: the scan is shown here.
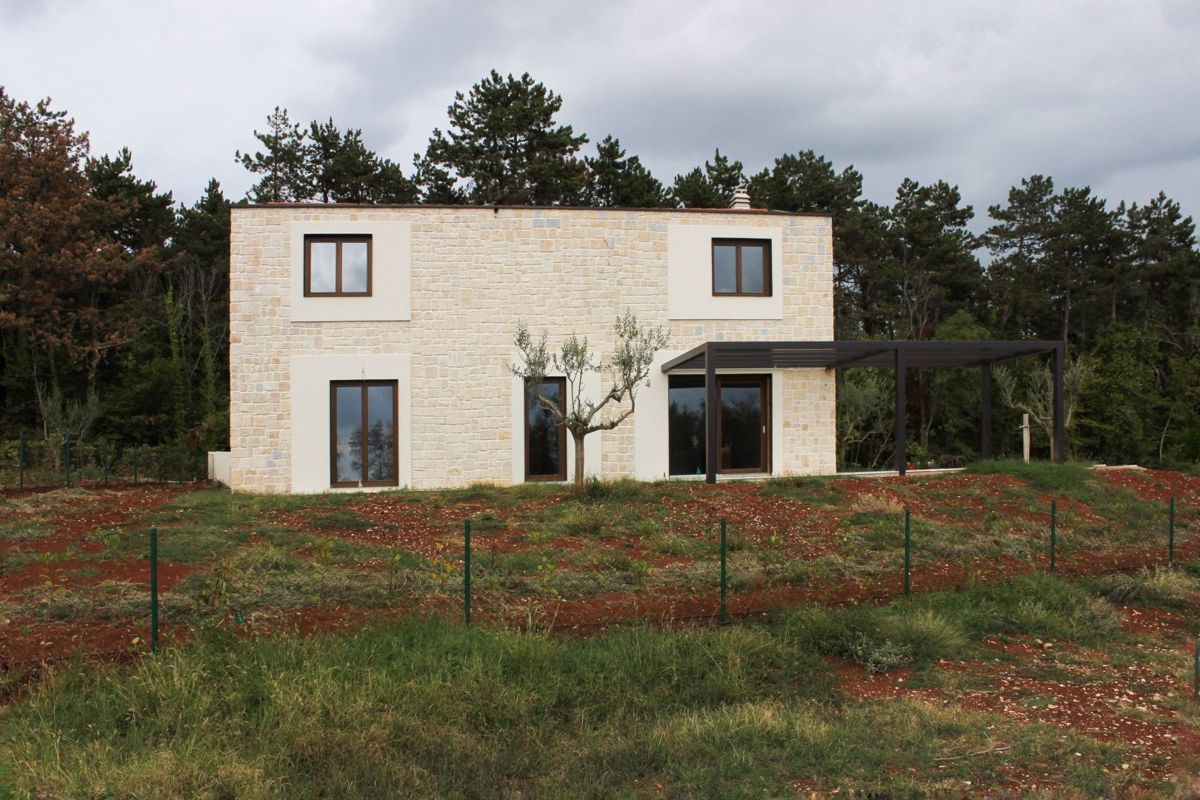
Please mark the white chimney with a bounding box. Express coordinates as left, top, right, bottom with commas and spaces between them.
729, 185, 751, 210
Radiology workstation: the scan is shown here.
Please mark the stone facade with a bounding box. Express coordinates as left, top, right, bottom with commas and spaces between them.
230, 205, 836, 492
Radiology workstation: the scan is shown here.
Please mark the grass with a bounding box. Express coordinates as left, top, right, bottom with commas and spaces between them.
1093, 566, 1197, 608
4, 570, 1167, 799
3, 465, 1199, 796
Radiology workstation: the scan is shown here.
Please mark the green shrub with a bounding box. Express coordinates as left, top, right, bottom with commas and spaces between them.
582, 477, 647, 502
877, 610, 967, 663
919, 573, 1121, 642
1094, 567, 1196, 609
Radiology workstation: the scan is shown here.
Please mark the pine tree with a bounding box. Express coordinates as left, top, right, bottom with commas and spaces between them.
670, 148, 744, 208
236, 107, 311, 202
985, 175, 1058, 339
583, 135, 668, 207
416, 71, 588, 205
86, 147, 175, 251
0, 88, 149, 442
307, 119, 417, 203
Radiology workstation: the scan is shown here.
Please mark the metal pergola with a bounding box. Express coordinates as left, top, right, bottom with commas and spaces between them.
660, 340, 1066, 482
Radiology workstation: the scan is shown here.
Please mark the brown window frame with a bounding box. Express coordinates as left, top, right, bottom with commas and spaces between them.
715, 375, 772, 474
329, 379, 399, 488
711, 238, 772, 297
304, 234, 373, 297
524, 377, 568, 482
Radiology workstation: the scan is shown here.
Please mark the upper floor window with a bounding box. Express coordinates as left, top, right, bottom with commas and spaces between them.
712, 238, 771, 297
305, 235, 372, 296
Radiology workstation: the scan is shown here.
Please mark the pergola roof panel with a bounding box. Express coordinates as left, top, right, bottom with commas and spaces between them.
660, 340, 1061, 373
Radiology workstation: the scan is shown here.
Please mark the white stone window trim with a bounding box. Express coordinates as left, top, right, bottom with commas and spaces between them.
289, 220, 411, 322
290, 354, 413, 492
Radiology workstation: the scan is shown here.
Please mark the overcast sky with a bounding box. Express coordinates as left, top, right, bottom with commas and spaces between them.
2, 0, 1198, 226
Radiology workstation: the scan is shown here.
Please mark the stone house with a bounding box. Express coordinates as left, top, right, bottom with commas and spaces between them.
227, 197, 837, 493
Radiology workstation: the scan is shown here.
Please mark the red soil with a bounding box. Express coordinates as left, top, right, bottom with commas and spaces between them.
833, 636, 1200, 785
1, 484, 193, 667
1098, 468, 1200, 503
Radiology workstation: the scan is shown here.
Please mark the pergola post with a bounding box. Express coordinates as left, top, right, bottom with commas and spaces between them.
705, 342, 718, 484
894, 346, 907, 476
1053, 343, 1065, 464
980, 364, 993, 460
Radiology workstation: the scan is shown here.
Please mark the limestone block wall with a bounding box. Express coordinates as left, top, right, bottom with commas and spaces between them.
229, 205, 836, 493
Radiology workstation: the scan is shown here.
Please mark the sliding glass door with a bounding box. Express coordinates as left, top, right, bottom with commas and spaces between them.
717, 377, 770, 473
668, 375, 771, 476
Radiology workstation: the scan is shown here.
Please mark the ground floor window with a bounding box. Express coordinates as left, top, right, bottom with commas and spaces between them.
668, 375, 771, 475
330, 380, 398, 487
526, 377, 566, 480
668, 376, 706, 475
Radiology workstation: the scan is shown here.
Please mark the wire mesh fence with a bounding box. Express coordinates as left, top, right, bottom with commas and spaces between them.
0, 436, 208, 492
1, 487, 1195, 700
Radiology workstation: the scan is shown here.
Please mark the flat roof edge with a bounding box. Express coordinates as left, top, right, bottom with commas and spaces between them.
232, 203, 832, 219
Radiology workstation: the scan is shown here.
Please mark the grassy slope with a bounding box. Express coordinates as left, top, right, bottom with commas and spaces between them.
3, 568, 1200, 798
2, 462, 1200, 796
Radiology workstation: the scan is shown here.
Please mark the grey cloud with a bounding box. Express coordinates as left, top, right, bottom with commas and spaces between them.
0, 0, 1197, 223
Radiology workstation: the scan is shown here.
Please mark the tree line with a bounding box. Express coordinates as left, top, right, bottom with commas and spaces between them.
1, 70, 1197, 469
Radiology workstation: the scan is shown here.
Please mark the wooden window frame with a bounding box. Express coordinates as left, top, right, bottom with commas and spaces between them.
715, 375, 772, 474
304, 234, 373, 297
524, 377, 567, 482
329, 380, 399, 488
711, 238, 772, 297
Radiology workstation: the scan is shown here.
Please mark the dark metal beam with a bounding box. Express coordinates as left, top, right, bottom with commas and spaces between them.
660, 343, 709, 374
894, 347, 907, 476
980, 364, 993, 460
823, 347, 894, 373
705, 342, 718, 484
1053, 343, 1065, 464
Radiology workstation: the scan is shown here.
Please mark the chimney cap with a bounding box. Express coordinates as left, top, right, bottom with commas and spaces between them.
729, 185, 751, 210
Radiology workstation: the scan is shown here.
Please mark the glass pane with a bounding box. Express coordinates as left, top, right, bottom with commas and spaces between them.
741, 245, 766, 294
721, 384, 763, 471
309, 242, 337, 293
713, 245, 737, 293
668, 377, 706, 475
335, 386, 362, 482
528, 380, 562, 477
342, 242, 369, 293
366, 385, 396, 482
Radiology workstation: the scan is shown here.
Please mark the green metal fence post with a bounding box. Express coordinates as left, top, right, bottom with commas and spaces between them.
17, 431, 25, 491
720, 517, 729, 625
62, 440, 70, 487
1169, 496, 1176, 567
1049, 500, 1057, 574
133, 445, 139, 484
1193, 640, 1199, 702
903, 507, 912, 597
463, 519, 472, 626
150, 527, 159, 654
101, 441, 109, 485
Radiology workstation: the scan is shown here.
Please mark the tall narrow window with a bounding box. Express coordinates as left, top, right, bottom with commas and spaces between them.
712, 239, 771, 297
330, 380, 397, 487
668, 376, 706, 476
305, 235, 372, 296
525, 377, 566, 481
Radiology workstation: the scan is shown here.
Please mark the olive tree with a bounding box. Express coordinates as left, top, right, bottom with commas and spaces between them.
511, 310, 668, 490
996, 356, 1092, 461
